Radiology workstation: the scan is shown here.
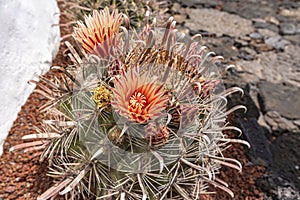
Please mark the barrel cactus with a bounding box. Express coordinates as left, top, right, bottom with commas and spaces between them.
12, 6, 249, 200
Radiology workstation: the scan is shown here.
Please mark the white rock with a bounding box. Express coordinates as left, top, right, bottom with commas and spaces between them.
0, 0, 60, 156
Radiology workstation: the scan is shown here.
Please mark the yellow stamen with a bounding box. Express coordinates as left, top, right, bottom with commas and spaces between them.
92, 85, 112, 109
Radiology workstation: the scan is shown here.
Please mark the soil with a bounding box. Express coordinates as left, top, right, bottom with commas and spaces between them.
0, 2, 268, 200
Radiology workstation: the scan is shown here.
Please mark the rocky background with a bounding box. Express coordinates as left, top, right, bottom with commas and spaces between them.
169, 0, 300, 199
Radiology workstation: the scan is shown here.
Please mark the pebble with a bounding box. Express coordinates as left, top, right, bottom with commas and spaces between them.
234, 39, 248, 48
280, 23, 296, 35
250, 32, 263, 40
279, 8, 300, 20
265, 36, 289, 51
265, 16, 280, 26
250, 40, 273, 52
293, 120, 300, 127
240, 36, 251, 42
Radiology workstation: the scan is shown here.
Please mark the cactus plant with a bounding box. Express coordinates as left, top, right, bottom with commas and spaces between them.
11, 6, 250, 200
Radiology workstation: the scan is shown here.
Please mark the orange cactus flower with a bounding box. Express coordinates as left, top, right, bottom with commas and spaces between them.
111, 67, 168, 123
73, 7, 122, 57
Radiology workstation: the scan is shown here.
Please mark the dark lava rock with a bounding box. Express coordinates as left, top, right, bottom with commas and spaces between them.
270, 132, 300, 190
258, 82, 300, 119
236, 117, 272, 166
226, 83, 260, 119
257, 174, 300, 200
280, 23, 297, 35
256, 175, 278, 199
